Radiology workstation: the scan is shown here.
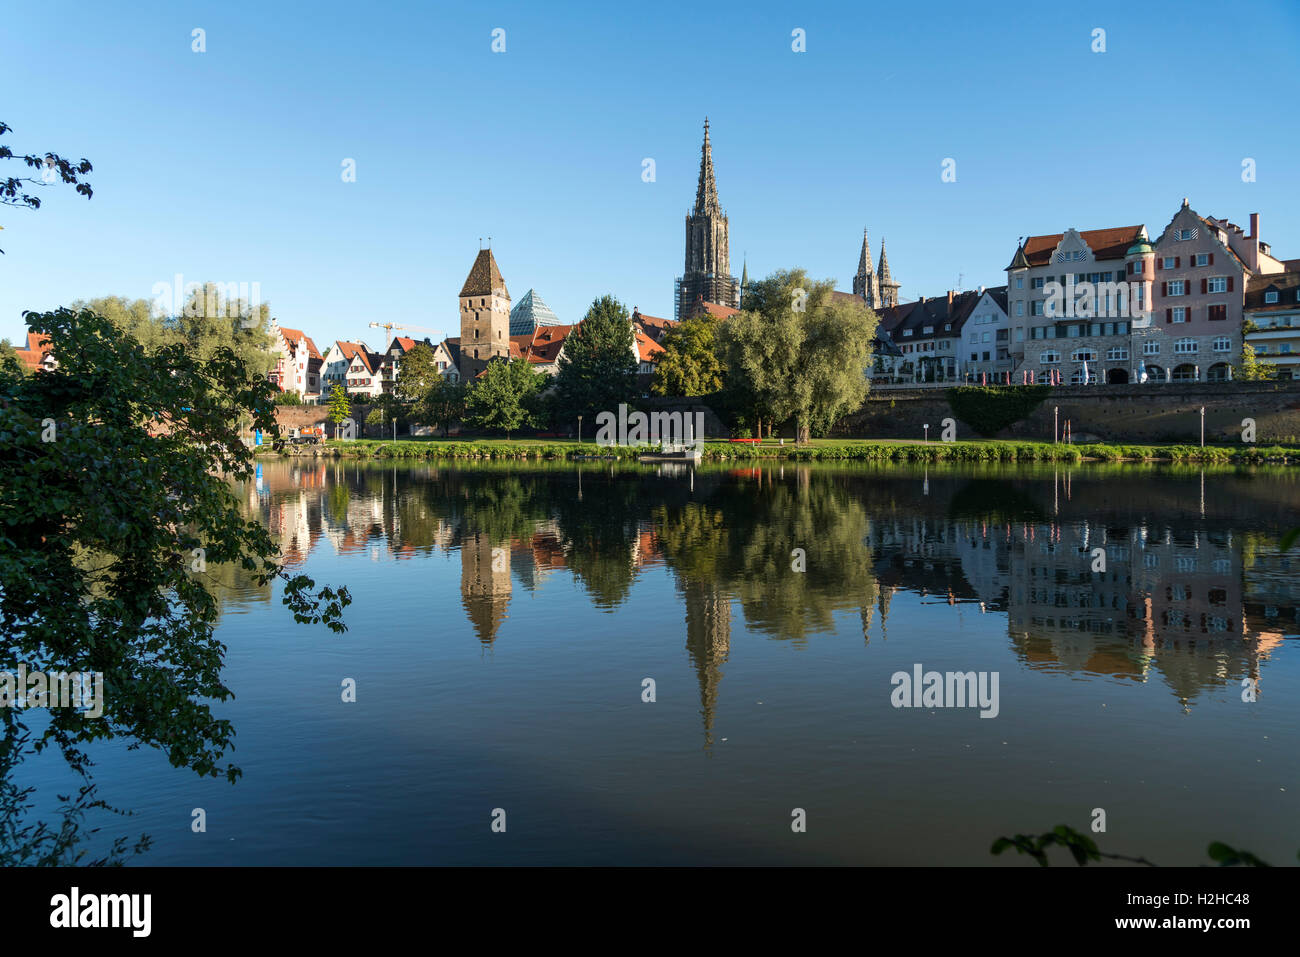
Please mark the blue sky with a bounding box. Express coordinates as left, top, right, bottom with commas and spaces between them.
4, 0, 1299, 347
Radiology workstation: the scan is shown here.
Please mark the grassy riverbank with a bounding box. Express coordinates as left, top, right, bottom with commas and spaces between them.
255, 436, 1300, 464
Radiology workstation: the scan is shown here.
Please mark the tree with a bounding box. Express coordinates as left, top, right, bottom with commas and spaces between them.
555, 295, 637, 424
327, 384, 352, 437
366, 393, 404, 437
716, 268, 878, 443
0, 121, 92, 254
1234, 341, 1273, 382
395, 343, 465, 435
0, 339, 25, 384
422, 376, 467, 437
651, 315, 723, 396
464, 357, 548, 438
0, 307, 349, 862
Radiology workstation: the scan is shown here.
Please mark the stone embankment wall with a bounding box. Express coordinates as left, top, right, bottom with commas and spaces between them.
844, 382, 1300, 444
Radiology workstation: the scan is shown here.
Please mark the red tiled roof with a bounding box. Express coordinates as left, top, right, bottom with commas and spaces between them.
635, 328, 664, 362
14, 332, 52, 371
1020, 225, 1145, 266
700, 301, 739, 319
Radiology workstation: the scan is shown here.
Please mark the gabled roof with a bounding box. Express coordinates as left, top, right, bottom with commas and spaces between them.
1016, 226, 1146, 267
634, 327, 664, 362
631, 309, 677, 343
331, 340, 369, 362
459, 248, 509, 299
14, 332, 52, 371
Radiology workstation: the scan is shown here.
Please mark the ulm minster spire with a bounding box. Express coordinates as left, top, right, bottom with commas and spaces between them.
676, 118, 739, 319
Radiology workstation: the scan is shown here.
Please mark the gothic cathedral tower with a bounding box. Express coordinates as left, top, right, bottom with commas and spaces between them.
852, 229, 879, 305
676, 119, 739, 319
459, 248, 511, 380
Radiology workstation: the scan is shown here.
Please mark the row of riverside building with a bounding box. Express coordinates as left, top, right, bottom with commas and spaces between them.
866, 200, 1300, 386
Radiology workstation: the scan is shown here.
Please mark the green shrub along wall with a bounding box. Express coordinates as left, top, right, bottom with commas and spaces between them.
945, 386, 1051, 437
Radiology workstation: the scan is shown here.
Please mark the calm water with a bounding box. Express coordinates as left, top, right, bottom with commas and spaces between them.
22, 459, 1300, 865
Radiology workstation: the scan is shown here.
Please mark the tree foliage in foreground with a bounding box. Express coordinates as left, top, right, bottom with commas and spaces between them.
555, 295, 637, 423
0, 307, 351, 801
0, 120, 93, 254
651, 315, 723, 397
716, 269, 878, 443
465, 357, 549, 438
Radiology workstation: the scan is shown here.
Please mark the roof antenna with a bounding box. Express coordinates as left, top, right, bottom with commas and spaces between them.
478, 237, 483, 249
487, 236, 491, 249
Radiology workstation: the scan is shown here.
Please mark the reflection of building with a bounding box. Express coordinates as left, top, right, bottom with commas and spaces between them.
681, 579, 731, 748
460, 532, 512, 644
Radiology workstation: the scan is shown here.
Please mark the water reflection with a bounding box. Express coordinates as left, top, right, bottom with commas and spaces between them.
239, 460, 1300, 728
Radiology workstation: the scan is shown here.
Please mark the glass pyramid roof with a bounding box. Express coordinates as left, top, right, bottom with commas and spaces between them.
509, 289, 562, 335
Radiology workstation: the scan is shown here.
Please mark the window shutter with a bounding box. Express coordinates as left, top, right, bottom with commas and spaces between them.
1165, 308, 1172, 323
1208, 253, 1214, 265
1175, 257, 1181, 268
1227, 276, 1234, 292
1162, 282, 1168, 296
1154, 259, 1159, 272
1201, 278, 1208, 294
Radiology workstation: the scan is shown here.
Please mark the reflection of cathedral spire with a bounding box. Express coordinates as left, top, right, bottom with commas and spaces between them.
461, 531, 512, 644
682, 579, 731, 748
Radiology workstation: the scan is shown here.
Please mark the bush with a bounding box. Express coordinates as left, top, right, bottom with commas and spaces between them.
273, 391, 302, 405
946, 385, 1051, 437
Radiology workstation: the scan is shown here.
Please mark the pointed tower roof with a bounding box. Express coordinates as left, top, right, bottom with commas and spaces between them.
741, 258, 748, 287
877, 239, 894, 282
694, 118, 720, 215
1007, 242, 1031, 271
459, 248, 510, 299
858, 229, 874, 276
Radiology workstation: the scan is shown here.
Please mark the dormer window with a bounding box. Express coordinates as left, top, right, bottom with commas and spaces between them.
1265, 290, 1279, 304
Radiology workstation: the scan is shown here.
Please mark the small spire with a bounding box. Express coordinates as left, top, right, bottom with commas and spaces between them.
877, 239, 893, 282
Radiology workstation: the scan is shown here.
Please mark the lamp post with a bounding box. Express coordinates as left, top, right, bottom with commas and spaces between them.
578, 415, 583, 445
1200, 407, 1205, 448
923, 423, 930, 444
1054, 406, 1059, 444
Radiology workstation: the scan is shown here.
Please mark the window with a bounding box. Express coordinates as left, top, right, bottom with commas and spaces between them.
982, 351, 990, 361
1015, 327, 1025, 341
1257, 344, 1270, 354
1016, 301, 1024, 317
1015, 277, 1024, 289
969, 332, 978, 343
1195, 253, 1209, 266
1071, 349, 1096, 362
902, 329, 912, 336
969, 352, 978, 361
923, 326, 933, 334
1212, 337, 1231, 352
1172, 307, 1187, 323
981, 331, 991, 343
1032, 301, 1045, 316
1281, 343, 1293, 355
1161, 257, 1175, 269
1041, 350, 1060, 364
1167, 280, 1186, 296
1174, 338, 1197, 355
1208, 277, 1227, 293
1032, 277, 1045, 290
1177, 228, 1196, 240
1107, 347, 1129, 360
1208, 304, 1227, 322
1143, 340, 1160, 356
1265, 290, 1279, 303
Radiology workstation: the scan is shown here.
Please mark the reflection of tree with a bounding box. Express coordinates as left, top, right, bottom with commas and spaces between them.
655, 474, 879, 643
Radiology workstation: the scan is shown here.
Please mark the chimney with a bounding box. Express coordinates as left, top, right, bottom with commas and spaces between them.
1249, 213, 1259, 239
947, 290, 955, 308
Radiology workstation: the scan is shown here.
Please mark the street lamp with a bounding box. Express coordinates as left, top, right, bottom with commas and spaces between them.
1200, 407, 1205, 448
923, 423, 930, 444
578, 415, 583, 444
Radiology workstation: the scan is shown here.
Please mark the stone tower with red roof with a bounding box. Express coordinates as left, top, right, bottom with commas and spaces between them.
459, 247, 511, 380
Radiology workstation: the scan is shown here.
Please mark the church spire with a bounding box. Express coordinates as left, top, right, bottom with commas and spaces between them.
877, 239, 901, 308
858, 228, 873, 277
877, 238, 893, 283
694, 117, 719, 215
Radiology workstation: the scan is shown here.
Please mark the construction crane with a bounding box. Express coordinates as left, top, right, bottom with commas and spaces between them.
368, 321, 444, 342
